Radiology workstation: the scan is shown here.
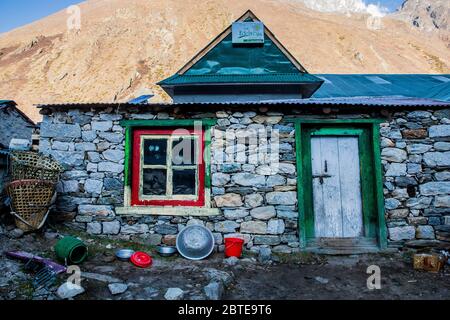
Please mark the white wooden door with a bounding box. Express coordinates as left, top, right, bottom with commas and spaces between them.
311, 136, 364, 238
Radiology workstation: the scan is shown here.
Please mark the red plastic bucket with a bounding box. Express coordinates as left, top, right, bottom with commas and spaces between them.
224, 237, 244, 258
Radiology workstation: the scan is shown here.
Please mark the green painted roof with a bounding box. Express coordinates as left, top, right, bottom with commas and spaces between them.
0, 100, 14, 105
184, 33, 299, 76
159, 73, 322, 85
313, 74, 450, 102
158, 14, 321, 88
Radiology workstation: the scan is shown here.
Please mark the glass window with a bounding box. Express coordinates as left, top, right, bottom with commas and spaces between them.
132, 129, 205, 206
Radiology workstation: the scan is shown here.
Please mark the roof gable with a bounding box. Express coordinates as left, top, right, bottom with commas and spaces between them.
175, 10, 308, 76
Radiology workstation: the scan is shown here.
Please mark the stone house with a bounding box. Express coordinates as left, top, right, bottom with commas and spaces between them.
38, 11, 450, 254
0, 100, 36, 194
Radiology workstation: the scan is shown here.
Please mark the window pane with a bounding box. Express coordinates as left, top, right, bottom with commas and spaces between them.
173, 169, 196, 195
144, 139, 167, 165
172, 137, 196, 166
143, 169, 167, 195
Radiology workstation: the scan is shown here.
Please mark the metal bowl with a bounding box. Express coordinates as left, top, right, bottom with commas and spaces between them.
176, 225, 215, 261
156, 246, 177, 257
115, 249, 135, 261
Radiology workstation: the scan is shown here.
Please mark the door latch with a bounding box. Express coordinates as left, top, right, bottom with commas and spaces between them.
312, 174, 332, 184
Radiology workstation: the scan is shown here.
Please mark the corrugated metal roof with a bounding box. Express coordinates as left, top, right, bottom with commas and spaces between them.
0, 100, 15, 105
313, 74, 450, 102
37, 96, 450, 109
158, 73, 323, 85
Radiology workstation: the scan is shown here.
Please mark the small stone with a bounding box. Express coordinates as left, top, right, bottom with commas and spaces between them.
84, 179, 103, 194
108, 283, 128, 295
315, 277, 329, 284
406, 144, 431, 154
406, 197, 432, 209
266, 175, 286, 187
122, 224, 150, 234
79, 205, 113, 216
240, 221, 267, 234
214, 193, 243, 207
44, 231, 59, 240
385, 163, 406, 177
87, 222, 102, 235
204, 282, 224, 300
57, 283, 85, 299
232, 173, 266, 187
212, 173, 231, 187
102, 221, 121, 235
224, 209, 249, 220
162, 235, 176, 246
224, 256, 239, 266
98, 162, 124, 173
266, 191, 297, 205
244, 194, 264, 208
254, 235, 281, 245
277, 163, 296, 175
250, 206, 276, 220
164, 288, 184, 300
9, 228, 24, 239
215, 221, 239, 233
416, 225, 435, 239
389, 226, 415, 241
435, 195, 450, 207
92, 121, 113, 132
429, 125, 450, 138
205, 268, 234, 287
381, 148, 407, 162
267, 219, 285, 235
434, 142, 450, 151
389, 209, 409, 219
258, 247, 272, 263
385, 198, 401, 210
424, 152, 450, 167
103, 150, 125, 163
420, 182, 450, 196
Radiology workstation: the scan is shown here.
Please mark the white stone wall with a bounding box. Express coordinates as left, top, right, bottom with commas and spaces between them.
38, 106, 450, 252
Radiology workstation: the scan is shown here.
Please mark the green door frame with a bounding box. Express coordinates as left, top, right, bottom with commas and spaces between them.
288, 119, 387, 249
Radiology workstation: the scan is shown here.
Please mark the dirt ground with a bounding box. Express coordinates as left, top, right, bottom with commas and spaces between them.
0, 226, 449, 300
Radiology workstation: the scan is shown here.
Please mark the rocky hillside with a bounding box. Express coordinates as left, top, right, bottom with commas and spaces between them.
0, 0, 449, 121
396, 0, 449, 33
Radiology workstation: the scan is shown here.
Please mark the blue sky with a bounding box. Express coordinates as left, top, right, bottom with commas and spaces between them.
0, 0, 405, 33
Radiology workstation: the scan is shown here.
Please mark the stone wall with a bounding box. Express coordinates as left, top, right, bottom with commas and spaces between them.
381, 109, 450, 248
38, 106, 450, 252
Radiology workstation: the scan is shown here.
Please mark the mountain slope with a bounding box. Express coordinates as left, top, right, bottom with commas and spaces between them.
0, 0, 449, 121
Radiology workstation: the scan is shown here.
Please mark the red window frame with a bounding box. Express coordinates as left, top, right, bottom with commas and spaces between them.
131, 128, 205, 207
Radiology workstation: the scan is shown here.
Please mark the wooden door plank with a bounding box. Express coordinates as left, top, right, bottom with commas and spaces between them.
311, 137, 326, 237
338, 137, 364, 237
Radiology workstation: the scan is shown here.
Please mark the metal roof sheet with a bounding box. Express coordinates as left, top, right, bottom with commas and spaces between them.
313, 74, 450, 102
37, 96, 450, 109
158, 73, 323, 85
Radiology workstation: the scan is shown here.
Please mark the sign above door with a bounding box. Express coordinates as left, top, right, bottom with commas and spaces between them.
232, 22, 265, 45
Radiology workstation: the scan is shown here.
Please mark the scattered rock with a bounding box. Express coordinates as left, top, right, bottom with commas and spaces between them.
164, 288, 184, 300
205, 268, 234, 287
144, 287, 159, 298
224, 256, 239, 266
44, 231, 59, 240
258, 247, 272, 263
315, 277, 329, 284
204, 281, 224, 300
56, 283, 85, 299
82, 272, 122, 284
108, 283, 128, 295
9, 228, 24, 239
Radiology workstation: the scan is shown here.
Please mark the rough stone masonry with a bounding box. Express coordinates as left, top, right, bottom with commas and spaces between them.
38, 105, 450, 253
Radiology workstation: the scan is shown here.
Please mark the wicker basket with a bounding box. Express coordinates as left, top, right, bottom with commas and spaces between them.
6, 179, 56, 232
10, 151, 63, 183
